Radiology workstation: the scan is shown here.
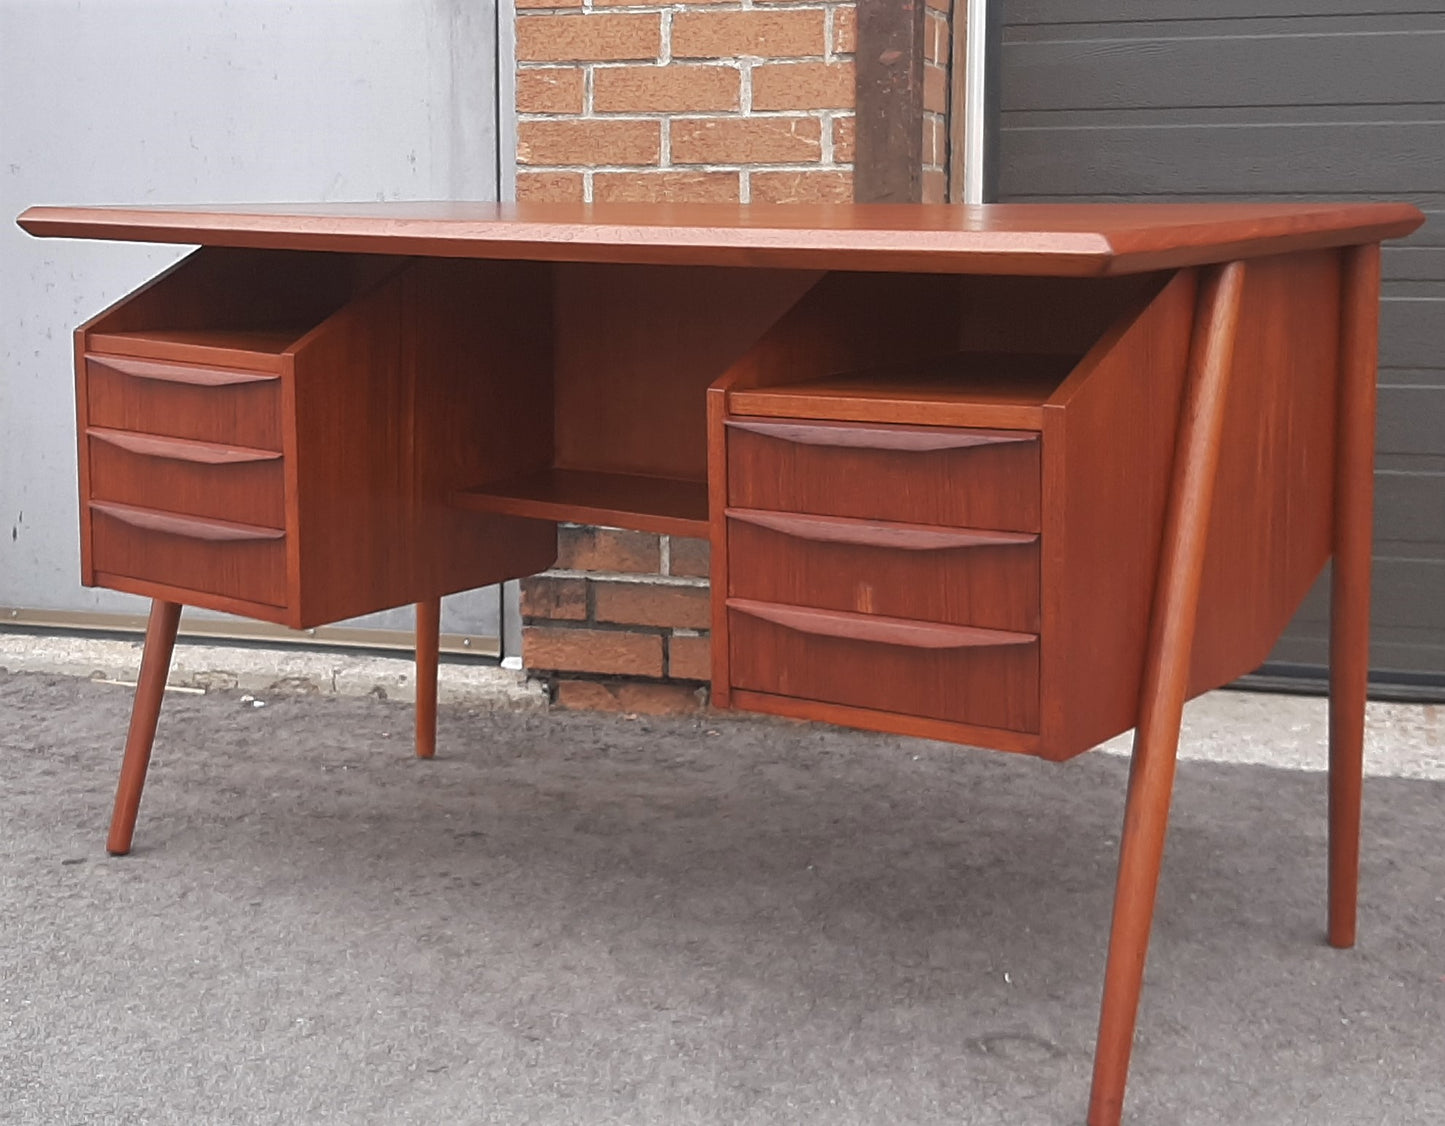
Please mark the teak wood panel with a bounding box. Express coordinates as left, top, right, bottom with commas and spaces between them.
76, 247, 404, 344
86, 429, 285, 529
84, 355, 284, 452
551, 263, 817, 482
727, 419, 1041, 532
89, 503, 287, 608
87, 330, 298, 372
1037, 268, 1198, 759
728, 601, 1040, 733
726, 509, 1039, 632
726, 352, 1076, 431
456, 469, 710, 539
728, 690, 1041, 755
287, 257, 559, 628
19, 201, 1423, 277
1186, 250, 1342, 696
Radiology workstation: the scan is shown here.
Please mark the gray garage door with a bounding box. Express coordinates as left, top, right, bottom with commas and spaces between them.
998, 1, 1445, 687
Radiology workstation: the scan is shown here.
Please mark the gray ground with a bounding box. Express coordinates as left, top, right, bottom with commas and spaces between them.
2, 668, 1442, 1125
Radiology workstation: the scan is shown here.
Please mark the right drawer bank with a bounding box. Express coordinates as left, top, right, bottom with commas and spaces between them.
709, 257, 1346, 761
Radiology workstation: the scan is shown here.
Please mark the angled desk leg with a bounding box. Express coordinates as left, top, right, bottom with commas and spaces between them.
1087, 262, 1246, 1126
415, 598, 441, 759
106, 599, 182, 856
1329, 244, 1381, 949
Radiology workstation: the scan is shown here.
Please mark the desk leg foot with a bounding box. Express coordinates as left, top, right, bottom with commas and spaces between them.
415, 598, 441, 759
1087, 262, 1245, 1126
1328, 244, 1380, 950
106, 599, 182, 856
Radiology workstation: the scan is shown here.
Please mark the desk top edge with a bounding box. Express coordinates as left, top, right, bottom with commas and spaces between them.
17, 201, 1423, 275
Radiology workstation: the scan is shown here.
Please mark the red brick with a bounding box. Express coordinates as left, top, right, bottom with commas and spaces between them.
832, 115, 855, 163
926, 10, 950, 66
517, 13, 660, 63
593, 170, 740, 203
594, 580, 710, 630
557, 526, 661, 573
923, 112, 944, 166
516, 67, 585, 114
593, 64, 740, 113
516, 0, 579, 9
668, 633, 711, 680
515, 171, 586, 202
751, 62, 854, 111
751, 169, 853, 203
520, 575, 588, 621
672, 116, 821, 164
672, 10, 826, 60
923, 167, 947, 205
668, 536, 710, 578
924, 61, 948, 114
518, 119, 661, 166
524, 626, 663, 677
554, 679, 707, 714
833, 6, 857, 54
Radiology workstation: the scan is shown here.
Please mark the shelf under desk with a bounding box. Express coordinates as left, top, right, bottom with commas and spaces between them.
727, 352, 1076, 429
453, 468, 710, 538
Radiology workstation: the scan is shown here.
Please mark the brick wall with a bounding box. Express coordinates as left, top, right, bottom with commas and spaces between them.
522, 526, 713, 712
922, 0, 950, 203
515, 0, 956, 710
515, 0, 858, 204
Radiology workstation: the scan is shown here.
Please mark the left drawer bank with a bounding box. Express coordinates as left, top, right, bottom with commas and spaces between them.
73, 246, 558, 629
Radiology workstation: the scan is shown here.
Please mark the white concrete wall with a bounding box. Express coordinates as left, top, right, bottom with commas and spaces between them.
1, 0, 502, 638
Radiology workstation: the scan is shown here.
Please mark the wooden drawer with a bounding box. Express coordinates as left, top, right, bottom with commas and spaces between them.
87, 428, 285, 529
85, 353, 283, 452
727, 509, 1039, 633
89, 501, 287, 607
728, 599, 1040, 733
726, 418, 1040, 532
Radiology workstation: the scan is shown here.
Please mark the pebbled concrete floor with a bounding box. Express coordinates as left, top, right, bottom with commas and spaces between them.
2, 668, 1443, 1125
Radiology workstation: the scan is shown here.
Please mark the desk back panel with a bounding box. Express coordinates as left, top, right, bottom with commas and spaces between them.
551, 264, 817, 482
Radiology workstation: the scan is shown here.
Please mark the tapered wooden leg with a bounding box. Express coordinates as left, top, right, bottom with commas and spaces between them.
415, 598, 441, 759
1328, 244, 1381, 950
106, 599, 183, 856
1087, 263, 1246, 1126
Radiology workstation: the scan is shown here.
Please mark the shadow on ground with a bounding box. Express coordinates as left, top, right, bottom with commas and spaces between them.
2, 670, 1442, 1125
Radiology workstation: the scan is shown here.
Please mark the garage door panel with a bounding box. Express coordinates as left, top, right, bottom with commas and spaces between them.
1008, 1, 1439, 24
1380, 298, 1445, 370
1388, 247, 1445, 281
1004, 32, 1445, 112
1287, 557, 1445, 632
1000, 123, 1445, 198
1377, 472, 1445, 542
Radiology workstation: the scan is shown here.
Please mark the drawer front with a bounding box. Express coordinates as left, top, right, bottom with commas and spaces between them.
727, 509, 1039, 632
728, 599, 1040, 733
727, 418, 1040, 532
87, 428, 286, 529
85, 353, 283, 452
89, 501, 287, 607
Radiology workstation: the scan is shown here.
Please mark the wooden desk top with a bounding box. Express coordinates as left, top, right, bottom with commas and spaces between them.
17, 201, 1423, 277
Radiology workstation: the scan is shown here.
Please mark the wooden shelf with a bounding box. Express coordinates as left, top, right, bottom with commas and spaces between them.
728, 351, 1077, 429
454, 468, 709, 538
89, 327, 308, 371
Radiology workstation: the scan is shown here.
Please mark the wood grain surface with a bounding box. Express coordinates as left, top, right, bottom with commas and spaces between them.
18, 201, 1423, 276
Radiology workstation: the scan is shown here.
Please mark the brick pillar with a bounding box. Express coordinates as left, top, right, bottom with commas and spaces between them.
513, 0, 953, 710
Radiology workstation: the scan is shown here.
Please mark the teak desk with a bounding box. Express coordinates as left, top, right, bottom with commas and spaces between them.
17, 201, 1424, 1125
